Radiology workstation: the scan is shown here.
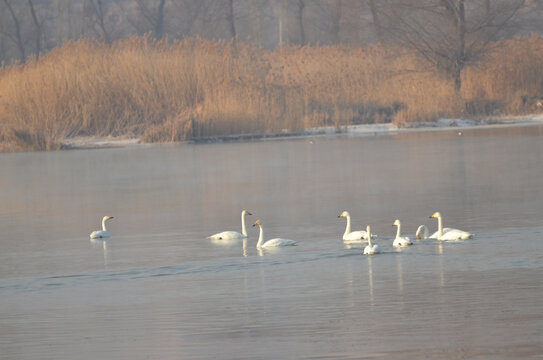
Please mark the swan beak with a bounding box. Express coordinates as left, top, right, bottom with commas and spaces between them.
417, 235, 421, 239
247, 212, 252, 216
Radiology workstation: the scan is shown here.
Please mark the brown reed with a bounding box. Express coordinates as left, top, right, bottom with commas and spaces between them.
1, 35, 543, 152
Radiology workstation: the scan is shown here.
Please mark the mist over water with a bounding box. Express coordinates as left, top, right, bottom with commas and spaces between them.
1, 127, 543, 359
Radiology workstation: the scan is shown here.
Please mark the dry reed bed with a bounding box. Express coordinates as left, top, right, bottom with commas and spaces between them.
1, 35, 543, 152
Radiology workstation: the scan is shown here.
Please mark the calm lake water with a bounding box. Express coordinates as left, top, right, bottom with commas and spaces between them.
1, 126, 543, 359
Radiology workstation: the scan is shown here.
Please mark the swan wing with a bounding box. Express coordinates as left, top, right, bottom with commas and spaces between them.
208, 231, 245, 240
429, 228, 454, 239
364, 244, 381, 254
262, 238, 297, 248
343, 230, 370, 241
393, 236, 412, 247
439, 229, 472, 241
90, 230, 109, 239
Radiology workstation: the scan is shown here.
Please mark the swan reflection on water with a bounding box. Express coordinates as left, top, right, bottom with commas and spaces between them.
396, 252, 404, 294
90, 238, 109, 269
209, 237, 248, 257
367, 255, 375, 306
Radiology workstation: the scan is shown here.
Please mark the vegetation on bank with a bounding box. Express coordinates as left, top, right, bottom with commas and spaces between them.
1, 35, 543, 152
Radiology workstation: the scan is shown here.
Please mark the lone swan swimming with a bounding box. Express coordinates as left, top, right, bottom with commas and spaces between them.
90, 216, 114, 239
252, 220, 297, 248
208, 210, 252, 240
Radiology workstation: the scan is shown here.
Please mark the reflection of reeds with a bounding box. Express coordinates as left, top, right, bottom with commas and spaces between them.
2, 35, 543, 151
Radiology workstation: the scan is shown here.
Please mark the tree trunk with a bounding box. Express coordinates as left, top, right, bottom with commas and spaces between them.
154, 0, 166, 39
226, 0, 236, 38
295, 0, 305, 45
368, 0, 382, 42
3, 0, 26, 62
450, 0, 465, 94
28, 0, 42, 57
330, 0, 342, 44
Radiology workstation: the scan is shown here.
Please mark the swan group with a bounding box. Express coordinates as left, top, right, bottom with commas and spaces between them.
90, 216, 114, 239
88, 210, 471, 256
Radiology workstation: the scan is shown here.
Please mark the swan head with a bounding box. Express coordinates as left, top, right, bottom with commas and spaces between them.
242, 210, 253, 216
416, 225, 427, 239
103, 216, 114, 221
392, 219, 400, 227
430, 212, 441, 219
252, 220, 261, 227
338, 211, 349, 218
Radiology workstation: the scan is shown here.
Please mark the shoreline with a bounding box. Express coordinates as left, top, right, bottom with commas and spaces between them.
59, 115, 543, 150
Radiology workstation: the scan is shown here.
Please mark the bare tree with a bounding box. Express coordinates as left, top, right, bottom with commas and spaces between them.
329, 0, 342, 44
367, 0, 382, 42
226, 0, 236, 38
2, 0, 26, 61
83, 0, 113, 43
383, 0, 525, 94
294, 0, 306, 45
135, 0, 167, 39
27, 0, 44, 56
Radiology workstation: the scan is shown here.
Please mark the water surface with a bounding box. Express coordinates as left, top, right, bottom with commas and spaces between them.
1, 126, 543, 359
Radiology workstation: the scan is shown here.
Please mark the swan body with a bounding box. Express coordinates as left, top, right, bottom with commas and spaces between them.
392, 219, 413, 247
415, 225, 453, 240
363, 225, 381, 255
338, 211, 370, 242
208, 210, 252, 240
430, 212, 472, 240
253, 220, 297, 248
90, 216, 114, 239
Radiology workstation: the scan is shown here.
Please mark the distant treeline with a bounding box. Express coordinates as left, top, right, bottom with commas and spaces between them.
1, 35, 543, 152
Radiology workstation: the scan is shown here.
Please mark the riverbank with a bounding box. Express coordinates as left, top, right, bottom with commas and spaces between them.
58, 114, 543, 150
2, 36, 543, 152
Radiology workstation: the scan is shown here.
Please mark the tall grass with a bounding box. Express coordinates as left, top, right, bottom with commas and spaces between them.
1, 35, 543, 152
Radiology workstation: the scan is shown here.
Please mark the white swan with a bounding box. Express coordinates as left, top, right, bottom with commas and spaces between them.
252, 220, 297, 248
208, 210, 252, 240
392, 219, 413, 247
90, 216, 114, 239
415, 224, 453, 239
363, 225, 381, 255
430, 212, 472, 240
338, 211, 370, 242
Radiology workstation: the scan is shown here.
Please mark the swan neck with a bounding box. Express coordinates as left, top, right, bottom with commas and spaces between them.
344, 215, 351, 237
256, 225, 264, 248
437, 215, 443, 239
395, 224, 401, 239
367, 228, 373, 247
241, 212, 247, 236
102, 218, 108, 231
